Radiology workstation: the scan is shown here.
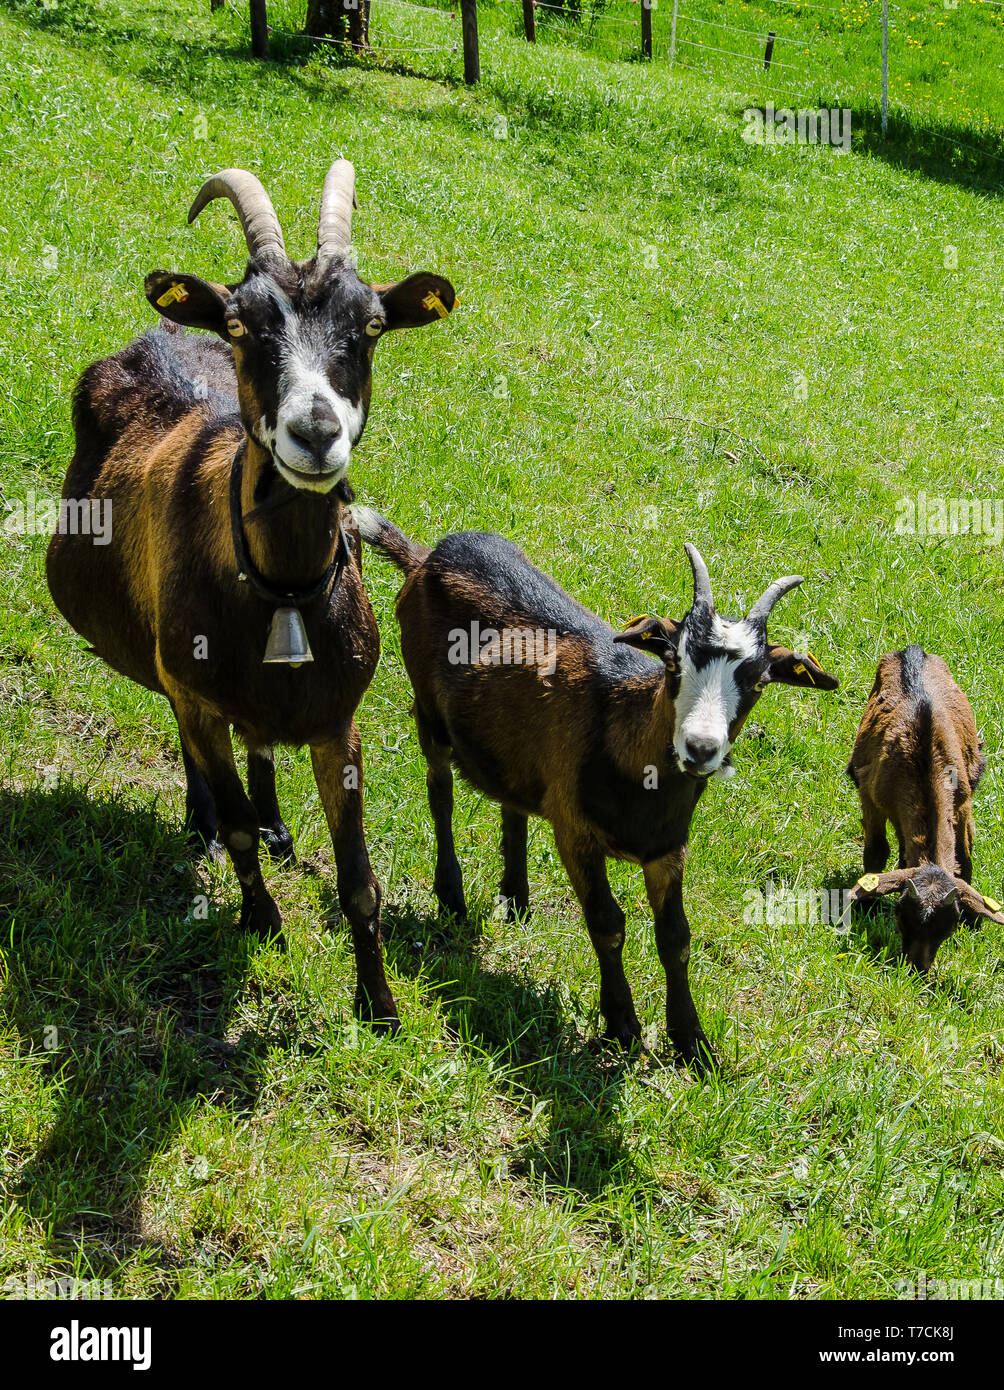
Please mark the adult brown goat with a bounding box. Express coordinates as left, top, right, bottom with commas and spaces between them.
357, 511, 839, 1070
46, 163, 455, 1026
847, 645, 1003, 970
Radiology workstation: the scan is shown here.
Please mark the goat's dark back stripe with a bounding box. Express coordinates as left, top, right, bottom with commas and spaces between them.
899, 644, 927, 699
912, 694, 941, 860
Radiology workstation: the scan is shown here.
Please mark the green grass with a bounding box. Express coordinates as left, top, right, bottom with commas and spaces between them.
2, 0, 1004, 1299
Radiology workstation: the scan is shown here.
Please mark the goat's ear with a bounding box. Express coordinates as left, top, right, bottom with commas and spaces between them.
613, 616, 679, 660
376, 273, 456, 330
766, 644, 839, 691
145, 272, 231, 337
956, 880, 1004, 926
848, 869, 914, 902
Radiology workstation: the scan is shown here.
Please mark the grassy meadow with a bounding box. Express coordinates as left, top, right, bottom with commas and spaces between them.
1, 0, 1004, 1299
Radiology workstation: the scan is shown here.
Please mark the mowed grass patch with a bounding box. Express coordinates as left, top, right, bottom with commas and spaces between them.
1, 0, 1004, 1298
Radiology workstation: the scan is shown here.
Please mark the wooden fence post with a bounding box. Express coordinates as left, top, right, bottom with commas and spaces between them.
641, 0, 652, 58
461, 0, 479, 83
250, 0, 269, 56
763, 30, 775, 70
522, 0, 536, 41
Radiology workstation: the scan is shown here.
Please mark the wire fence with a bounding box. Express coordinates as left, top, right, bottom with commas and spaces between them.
265, 0, 464, 73
251, 0, 1004, 174
658, 0, 1004, 179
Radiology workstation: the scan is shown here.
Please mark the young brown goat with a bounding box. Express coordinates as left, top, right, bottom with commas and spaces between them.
847, 646, 1003, 969
46, 164, 455, 1026
357, 511, 838, 1070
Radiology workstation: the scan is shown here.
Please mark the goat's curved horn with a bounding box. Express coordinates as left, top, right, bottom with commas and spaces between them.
188, 169, 287, 264
684, 543, 714, 611
956, 879, 1004, 924
317, 159, 356, 264
746, 573, 803, 625
850, 868, 913, 899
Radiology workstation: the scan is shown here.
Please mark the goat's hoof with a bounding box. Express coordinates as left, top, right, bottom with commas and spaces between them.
241, 898, 284, 944
436, 894, 468, 924
355, 991, 401, 1034
672, 1031, 718, 1076
503, 895, 531, 923
602, 1021, 646, 1054
261, 827, 296, 865
189, 830, 224, 864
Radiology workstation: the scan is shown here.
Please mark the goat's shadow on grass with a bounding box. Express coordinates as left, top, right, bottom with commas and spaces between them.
0, 786, 272, 1285
381, 898, 641, 1199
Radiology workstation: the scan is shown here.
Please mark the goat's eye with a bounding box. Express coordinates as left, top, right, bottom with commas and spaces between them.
226, 318, 247, 338
364, 317, 385, 338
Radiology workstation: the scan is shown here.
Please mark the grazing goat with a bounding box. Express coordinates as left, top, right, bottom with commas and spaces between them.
847, 645, 1003, 970
356, 513, 838, 1069
46, 164, 455, 1026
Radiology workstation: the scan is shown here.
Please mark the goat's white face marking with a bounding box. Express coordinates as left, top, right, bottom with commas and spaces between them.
673, 616, 759, 775
274, 346, 364, 491
250, 279, 367, 492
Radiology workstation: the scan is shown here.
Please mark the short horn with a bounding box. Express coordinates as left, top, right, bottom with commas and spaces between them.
317, 159, 356, 263
188, 169, 286, 264
746, 574, 803, 625
684, 543, 714, 611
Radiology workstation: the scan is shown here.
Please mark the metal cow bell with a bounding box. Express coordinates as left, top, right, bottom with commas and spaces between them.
263, 606, 314, 668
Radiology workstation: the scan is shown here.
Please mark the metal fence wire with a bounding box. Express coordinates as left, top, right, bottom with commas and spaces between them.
252, 0, 1004, 171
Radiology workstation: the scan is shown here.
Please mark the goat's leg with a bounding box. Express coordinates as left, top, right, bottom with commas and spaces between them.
500, 808, 530, 921
310, 727, 398, 1028
955, 808, 974, 883
644, 850, 714, 1074
860, 794, 890, 873
174, 702, 282, 939
416, 708, 466, 921
178, 734, 222, 861
247, 747, 296, 864
553, 824, 641, 1049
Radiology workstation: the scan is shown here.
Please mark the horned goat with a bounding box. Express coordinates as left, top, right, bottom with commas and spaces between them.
46, 163, 456, 1026
356, 512, 838, 1069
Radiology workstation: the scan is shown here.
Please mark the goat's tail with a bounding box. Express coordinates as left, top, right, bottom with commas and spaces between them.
351, 506, 430, 575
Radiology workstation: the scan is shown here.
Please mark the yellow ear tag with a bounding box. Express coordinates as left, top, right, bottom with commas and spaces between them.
983, 895, 1002, 914
793, 661, 816, 686
422, 290, 450, 319
623, 615, 648, 631
157, 281, 189, 307
857, 873, 880, 893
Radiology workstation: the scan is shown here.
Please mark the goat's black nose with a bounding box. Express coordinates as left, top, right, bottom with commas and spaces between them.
288, 398, 343, 462
310, 395, 342, 440
685, 735, 719, 766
